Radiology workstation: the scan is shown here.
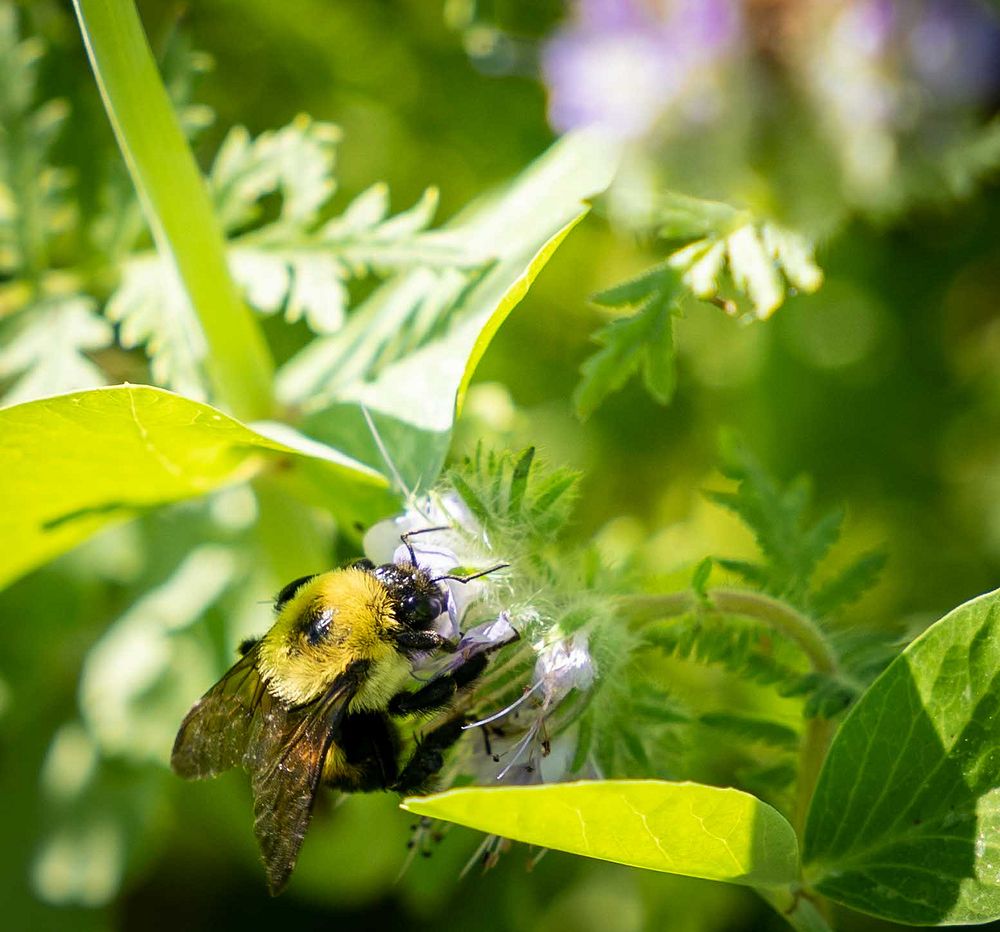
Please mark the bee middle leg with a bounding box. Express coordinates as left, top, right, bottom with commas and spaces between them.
392, 714, 468, 796
387, 654, 492, 795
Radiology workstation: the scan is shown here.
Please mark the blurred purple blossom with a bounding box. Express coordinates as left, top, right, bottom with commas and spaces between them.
542, 0, 741, 140
542, 0, 1000, 147
904, 0, 1000, 106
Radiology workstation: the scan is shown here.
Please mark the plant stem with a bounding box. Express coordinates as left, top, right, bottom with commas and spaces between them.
72, 0, 275, 421
618, 588, 838, 675
758, 886, 834, 932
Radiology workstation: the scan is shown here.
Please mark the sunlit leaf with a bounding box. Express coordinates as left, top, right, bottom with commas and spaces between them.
0, 384, 389, 590
804, 588, 1000, 925
403, 780, 799, 888
278, 129, 621, 490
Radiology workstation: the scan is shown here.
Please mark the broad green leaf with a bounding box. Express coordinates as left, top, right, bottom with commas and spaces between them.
403, 780, 799, 888
278, 129, 621, 490
0, 384, 390, 590
803, 588, 1000, 925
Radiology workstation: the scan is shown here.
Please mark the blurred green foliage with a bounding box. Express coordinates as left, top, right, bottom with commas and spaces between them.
3, 1, 1000, 930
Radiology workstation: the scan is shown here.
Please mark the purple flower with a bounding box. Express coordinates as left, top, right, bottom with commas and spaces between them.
905, 0, 1000, 106
541, 0, 741, 140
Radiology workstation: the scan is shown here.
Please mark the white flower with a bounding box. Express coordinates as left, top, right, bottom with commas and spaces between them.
363, 491, 505, 641
464, 630, 597, 781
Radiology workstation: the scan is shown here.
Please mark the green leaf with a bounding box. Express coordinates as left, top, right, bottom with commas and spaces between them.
698, 712, 800, 750
403, 780, 799, 888
210, 116, 340, 232
665, 209, 823, 321
656, 191, 742, 240
575, 262, 683, 419
0, 384, 389, 590
104, 256, 209, 400
278, 129, 620, 490
811, 551, 887, 618
691, 556, 713, 598
0, 296, 112, 404
206, 117, 474, 335
708, 438, 879, 614
803, 588, 1000, 925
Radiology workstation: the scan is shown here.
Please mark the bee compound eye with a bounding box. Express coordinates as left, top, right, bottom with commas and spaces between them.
402, 592, 444, 626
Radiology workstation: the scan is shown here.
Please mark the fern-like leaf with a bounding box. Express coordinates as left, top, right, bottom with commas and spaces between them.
709, 435, 884, 614
574, 260, 683, 418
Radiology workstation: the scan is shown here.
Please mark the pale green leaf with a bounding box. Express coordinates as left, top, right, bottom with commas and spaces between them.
804, 588, 1000, 925
0, 384, 389, 590
726, 225, 783, 320
278, 129, 621, 490
210, 115, 340, 231
74, 0, 275, 420
403, 779, 799, 888
657, 191, 741, 239
104, 256, 209, 399
0, 296, 112, 404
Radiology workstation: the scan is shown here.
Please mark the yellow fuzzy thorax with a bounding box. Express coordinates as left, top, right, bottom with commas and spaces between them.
256, 567, 409, 707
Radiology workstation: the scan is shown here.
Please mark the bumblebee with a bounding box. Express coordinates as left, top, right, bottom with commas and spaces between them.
171, 550, 502, 894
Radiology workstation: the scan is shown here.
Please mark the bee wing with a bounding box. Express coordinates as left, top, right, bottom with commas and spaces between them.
171, 650, 268, 780
245, 661, 369, 895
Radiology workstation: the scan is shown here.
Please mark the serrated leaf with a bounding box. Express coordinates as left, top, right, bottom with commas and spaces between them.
664, 211, 823, 323
211, 115, 340, 232
0, 384, 390, 590
698, 712, 800, 750
726, 225, 783, 319
804, 589, 1000, 925
591, 260, 676, 308
575, 263, 683, 418
761, 224, 823, 294
657, 191, 741, 240
574, 304, 670, 418
330, 182, 389, 231
279, 129, 620, 490
403, 780, 799, 888
0, 296, 112, 404
691, 557, 713, 597
105, 256, 209, 399
812, 551, 887, 618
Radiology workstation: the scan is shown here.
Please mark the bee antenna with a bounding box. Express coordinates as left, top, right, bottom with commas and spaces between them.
431, 563, 509, 585
399, 526, 451, 566
362, 404, 412, 499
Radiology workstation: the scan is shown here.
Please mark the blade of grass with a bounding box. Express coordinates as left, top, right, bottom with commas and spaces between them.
71, 0, 274, 420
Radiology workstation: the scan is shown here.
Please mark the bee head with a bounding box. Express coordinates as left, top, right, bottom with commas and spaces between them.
373, 562, 447, 631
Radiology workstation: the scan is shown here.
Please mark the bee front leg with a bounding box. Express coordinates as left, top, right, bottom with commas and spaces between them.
393, 630, 457, 654
388, 653, 489, 717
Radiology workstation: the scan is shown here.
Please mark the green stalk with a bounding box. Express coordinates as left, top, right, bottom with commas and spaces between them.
71, 0, 274, 420
619, 589, 838, 675
758, 886, 834, 932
